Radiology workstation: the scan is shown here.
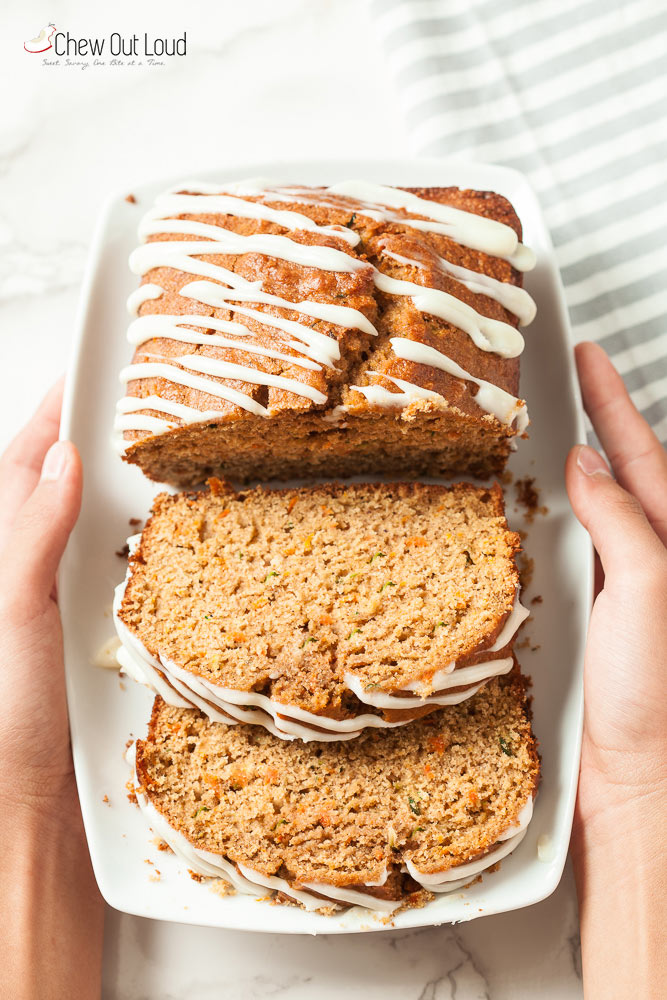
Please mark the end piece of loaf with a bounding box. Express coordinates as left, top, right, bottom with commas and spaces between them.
115, 181, 536, 485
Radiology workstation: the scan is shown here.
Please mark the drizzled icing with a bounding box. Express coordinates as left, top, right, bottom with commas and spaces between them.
127, 314, 322, 371
137, 218, 368, 273
380, 247, 537, 326
402, 798, 534, 891
163, 178, 535, 270
344, 594, 528, 710
128, 741, 534, 911
373, 271, 524, 358
400, 597, 529, 695
115, 394, 227, 427
347, 372, 444, 409
128, 744, 393, 912
119, 362, 270, 417
117, 178, 535, 442
126, 282, 163, 316
145, 191, 360, 247
327, 180, 531, 267
389, 337, 529, 432
114, 547, 526, 737
179, 281, 348, 367
173, 354, 327, 405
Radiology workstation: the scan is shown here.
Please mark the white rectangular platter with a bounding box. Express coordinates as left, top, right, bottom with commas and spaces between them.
59, 157, 592, 933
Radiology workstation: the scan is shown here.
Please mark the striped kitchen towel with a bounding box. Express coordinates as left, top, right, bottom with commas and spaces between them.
371, 0, 667, 443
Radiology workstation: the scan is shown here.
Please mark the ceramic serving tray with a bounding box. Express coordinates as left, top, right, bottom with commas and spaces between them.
59, 158, 592, 933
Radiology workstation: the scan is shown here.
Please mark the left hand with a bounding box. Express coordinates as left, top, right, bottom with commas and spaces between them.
0, 380, 83, 810
0, 382, 103, 1000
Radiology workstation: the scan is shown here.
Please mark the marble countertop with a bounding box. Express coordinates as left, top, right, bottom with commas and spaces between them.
3, 2, 582, 996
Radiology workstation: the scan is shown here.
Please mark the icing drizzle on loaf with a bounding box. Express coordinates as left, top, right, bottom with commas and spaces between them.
115, 179, 536, 446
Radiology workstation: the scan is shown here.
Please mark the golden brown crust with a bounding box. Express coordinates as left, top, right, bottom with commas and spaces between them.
120, 184, 527, 486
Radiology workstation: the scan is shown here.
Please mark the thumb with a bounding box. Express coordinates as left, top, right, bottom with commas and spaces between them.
0, 441, 82, 614
565, 444, 662, 581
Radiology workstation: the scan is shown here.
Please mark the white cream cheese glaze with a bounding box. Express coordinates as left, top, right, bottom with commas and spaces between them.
373, 271, 524, 358
326, 180, 533, 269
145, 191, 361, 247
389, 337, 529, 432
402, 798, 534, 892
344, 595, 528, 710
119, 361, 271, 417
128, 743, 534, 911
115, 394, 227, 431
126, 282, 164, 316
117, 178, 534, 443
137, 218, 369, 274
178, 281, 348, 367
379, 246, 537, 326
126, 314, 322, 371
347, 372, 445, 410
128, 245, 378, 338
244, 179, 537, 271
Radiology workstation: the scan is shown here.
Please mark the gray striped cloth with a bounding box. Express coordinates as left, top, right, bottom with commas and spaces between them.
371, 0, 667, 443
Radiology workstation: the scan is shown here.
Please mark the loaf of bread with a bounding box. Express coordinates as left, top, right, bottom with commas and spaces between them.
115, 180, 536, 485
130, 670, 539, 913
114, 480, 527, 740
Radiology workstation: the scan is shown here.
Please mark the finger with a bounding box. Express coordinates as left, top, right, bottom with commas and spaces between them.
0, 379, 65, 545
0, 441, 82, 619
575, 341, 667, 545
565, 444, 665, 582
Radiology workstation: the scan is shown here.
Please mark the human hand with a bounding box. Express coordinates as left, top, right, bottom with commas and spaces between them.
0, 381, 83, 810
565, 342, 667, 816
565, 342, 667, 997
0, 382, 102, 1000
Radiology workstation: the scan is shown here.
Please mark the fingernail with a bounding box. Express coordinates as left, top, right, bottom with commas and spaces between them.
576, 444, 612, 478
41, 441, 68, 481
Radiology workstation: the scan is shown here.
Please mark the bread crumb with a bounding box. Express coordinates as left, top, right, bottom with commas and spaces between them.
515, 477, 548, 522
209, 878, 236, 899
125, 193, 137, 203
152, 837, 173, 853
518, 553, 534, 590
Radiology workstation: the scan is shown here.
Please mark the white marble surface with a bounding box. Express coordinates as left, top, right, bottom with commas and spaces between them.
2, 1, 582, 996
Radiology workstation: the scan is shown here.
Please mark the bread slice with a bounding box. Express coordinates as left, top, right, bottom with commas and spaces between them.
115, 181, 536, 486
115, 480, 527, 740
130, 670, 539, 913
